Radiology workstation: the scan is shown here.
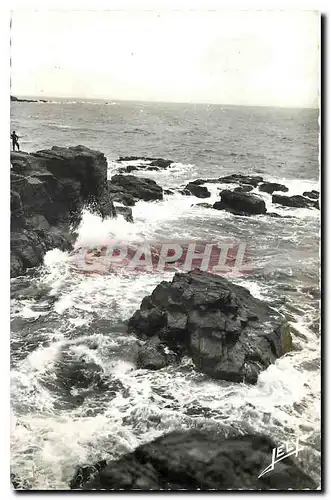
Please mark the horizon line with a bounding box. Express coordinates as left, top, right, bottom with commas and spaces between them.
10, 94, 319, 110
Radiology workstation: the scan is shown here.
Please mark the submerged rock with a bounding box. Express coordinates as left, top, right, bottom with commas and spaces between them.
10, 146, 117, 277
272, 194, 318, 209
218, 174, 264, 187
75, 430, 316, 490
259, 182, 289, 194
213, 190, 266, 216
128, 270, 292, 384
109, 174, 163, 203
114, 205, 134, 223
117, 156, 173, 173
184, 182, 211, 198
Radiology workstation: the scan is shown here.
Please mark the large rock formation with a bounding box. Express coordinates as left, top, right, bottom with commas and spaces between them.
72, 430, 316, 490
10, 146, 116, 277
213, 190, 267, 216
128, 270, 292, 384
108, 174, 163, 204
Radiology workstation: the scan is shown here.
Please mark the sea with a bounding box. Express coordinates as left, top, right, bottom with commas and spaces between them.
10, 98, 321, 489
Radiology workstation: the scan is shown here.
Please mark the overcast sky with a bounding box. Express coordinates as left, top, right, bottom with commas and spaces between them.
10, 9, 320, 107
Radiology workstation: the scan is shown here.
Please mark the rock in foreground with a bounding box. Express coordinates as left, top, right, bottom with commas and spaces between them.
128, 270, 292, 383
74, 430, 316, 490
214, 190, 267, 216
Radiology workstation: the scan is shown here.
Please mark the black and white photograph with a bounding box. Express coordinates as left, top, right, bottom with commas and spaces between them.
9, 5, 321, 491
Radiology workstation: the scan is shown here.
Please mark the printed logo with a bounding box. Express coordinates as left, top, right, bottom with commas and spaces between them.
258, 438, 303, 479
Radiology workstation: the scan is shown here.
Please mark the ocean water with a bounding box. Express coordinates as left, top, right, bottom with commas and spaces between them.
10, 99, 320, 489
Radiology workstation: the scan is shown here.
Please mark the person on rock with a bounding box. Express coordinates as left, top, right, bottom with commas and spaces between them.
11, 131, 20, 151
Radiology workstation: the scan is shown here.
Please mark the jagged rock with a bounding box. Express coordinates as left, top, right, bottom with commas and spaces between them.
114, 206, 134, 223
218, 174, 264, 187
11, 95, 38, 103
76, 430, 316, 490
109, 175, 163, 202
267, 212, 282, 218
70, 461, 108, 489
213, 190, 266, 216
194, 203, 213, 208
233, 185, 254, 193
184, 182, 211, 198
259, 182, 289, 194
137, 336, 177, 370
10, 146, 117, 277
303, 190, 319, 200
108, 187, 135, 206
128, 270, 292, 384
11, 190, 26, 230
272, 194, 318, 209
118, 156, 173, 171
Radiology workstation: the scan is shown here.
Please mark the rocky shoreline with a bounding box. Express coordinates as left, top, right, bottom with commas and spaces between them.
10, 148, 319, 490
11, 148, 320, 278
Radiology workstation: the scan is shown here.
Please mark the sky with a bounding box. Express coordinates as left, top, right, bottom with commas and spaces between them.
10, 9, 320, 107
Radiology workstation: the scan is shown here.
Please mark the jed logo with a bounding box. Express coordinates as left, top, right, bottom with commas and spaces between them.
258, 438, 303, 479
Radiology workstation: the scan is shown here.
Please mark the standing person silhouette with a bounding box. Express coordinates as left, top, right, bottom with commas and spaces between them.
11, 131, 20, 151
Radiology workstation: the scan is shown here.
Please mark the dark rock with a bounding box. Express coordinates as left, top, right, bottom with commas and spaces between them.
70, 460, 108, 489
214, 190, 266, 216
272, 194, 318, 209
184, 182, 211, 198
137, 336, 176, 370
109, 175, 163, 202
11, 95, 38, 103
128, 270, 292, 383
114, 206, 134, 223
267, 212, 282, 218
218, 174, 264, 187
11, 190, 26, 230
10, 146, 117, 277
118, 165, 138, 173
108, 187, 135, 206
11, 254, 24, 277
78, 430, 316, 490
194, 203, 213, 208
117, 157, 173, 172
266, 212, 294, 219
303, 190, 319, 200
233, 185, 254, 193
164, 189, 174, 195
259, 182, 289, 194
